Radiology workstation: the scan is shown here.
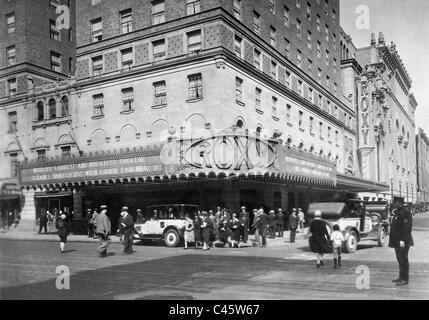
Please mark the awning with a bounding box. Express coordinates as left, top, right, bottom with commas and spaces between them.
34, 191, 73, 198
336, 174, 390, 193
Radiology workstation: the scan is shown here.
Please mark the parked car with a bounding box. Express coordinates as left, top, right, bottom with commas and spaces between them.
307, 200, 388, 253
133, 204, 199, 247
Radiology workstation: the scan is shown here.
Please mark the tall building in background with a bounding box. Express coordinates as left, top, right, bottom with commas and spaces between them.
416, 128, 429, 205
0, 0, 404, 232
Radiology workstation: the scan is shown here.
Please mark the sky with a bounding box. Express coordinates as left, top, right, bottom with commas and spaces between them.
340, 0, 429, 135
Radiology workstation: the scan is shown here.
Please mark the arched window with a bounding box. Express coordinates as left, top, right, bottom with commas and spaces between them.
309, 145, 314, 153
256, 126, 262, 136
61, 96, 69, 117
236, 119, 244, 128
36, 101, 44, 121
298, 142, 304, 150
396, 119, 399, 131
48, 98, 56, 119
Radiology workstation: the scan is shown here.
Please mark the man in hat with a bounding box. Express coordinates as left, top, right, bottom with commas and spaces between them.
96, 205, 111, 257
91, 208, 99, 238
297, 208, 305, 232
151, 209, 159, 221
268, 210, 277, 239
86, 209, 94, 238
239, 206, 249, 244
136, 208, 144, 223
118, 206, 135, 254
289, 209, 298, 243
277, 208, 285, 237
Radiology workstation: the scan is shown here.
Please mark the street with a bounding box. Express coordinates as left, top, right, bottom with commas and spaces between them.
1, 214, 429, 300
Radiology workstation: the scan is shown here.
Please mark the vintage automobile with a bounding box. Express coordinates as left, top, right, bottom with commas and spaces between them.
307, 200, 388, 253
133, 204, 199, 247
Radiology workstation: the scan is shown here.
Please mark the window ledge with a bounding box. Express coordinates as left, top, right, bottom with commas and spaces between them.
120, 109, 135, 114
186, 98, 203, 103
287, 122, 293, 127
236, 100, 245, 106
31, 117, 71, 129
91, 115, 105, 120
272, 116, 279, 121
299, 128, 305, 132
255, 108, 264, 115
151, 104, 167, 109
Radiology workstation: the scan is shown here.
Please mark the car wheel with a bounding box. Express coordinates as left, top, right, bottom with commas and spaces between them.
377, 226, 386, 247
345, 231, 358, 253
164, 229, 180, 247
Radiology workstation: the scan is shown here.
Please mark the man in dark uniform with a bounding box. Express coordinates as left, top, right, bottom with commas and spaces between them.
86, 209, 94, 238
239, 206, 249, 244
38, 211, 48, 234
389, 203, 414, 286
289, 209, 298, 243
268, 210, 277, 239
119, 206, 135, 254
276, 208, 285, 237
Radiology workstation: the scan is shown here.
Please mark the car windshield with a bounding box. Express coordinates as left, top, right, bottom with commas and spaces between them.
345, 201, 365, 218
145, 205, 198, 220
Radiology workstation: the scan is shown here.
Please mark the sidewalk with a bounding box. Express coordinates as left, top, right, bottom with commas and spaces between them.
0, 228, 308, 245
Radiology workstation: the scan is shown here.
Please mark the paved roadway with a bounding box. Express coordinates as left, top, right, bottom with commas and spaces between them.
1, 214, 429, 300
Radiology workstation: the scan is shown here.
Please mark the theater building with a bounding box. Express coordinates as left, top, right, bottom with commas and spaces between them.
416, 128, 429, 206
1, 0, 391, 232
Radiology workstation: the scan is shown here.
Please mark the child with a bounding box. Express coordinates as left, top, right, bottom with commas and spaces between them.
330, 224, 344, 268
183, 213, 194, 250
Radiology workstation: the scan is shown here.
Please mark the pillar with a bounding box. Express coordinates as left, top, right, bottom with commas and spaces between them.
17, 188, 36, 231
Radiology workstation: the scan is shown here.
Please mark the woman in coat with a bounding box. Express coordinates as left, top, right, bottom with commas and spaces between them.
309, 210, 331, 267
201, 211, 213, 250
56, 213, 69, 253
193, 212, 202, 249
229, 213, 241, 248
218, 214, 230, 247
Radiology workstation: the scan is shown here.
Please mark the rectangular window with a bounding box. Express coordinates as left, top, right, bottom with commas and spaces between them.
233, 0, 241, 20
121, 48, 133, 70
271, 60, 277, 79
152, 39, 166, 61
296, 19, 302, 39
153, 81, 167, 106
299, 111, 303, 129
326, 50, 330, 66
270, 26, 276, 47
327, 100, 331, 114
298, 80, 303, 96
328, 126, 332, 141
187, 30, 202, 52
297, 50, 302, 68
307, 2, 312, 20
307, 31, 312, 49
317, 68, 322, 83
296, 0, 301, 9
61, 146, 71, 158
326, 75, 331, 89
309, 87, 314, 103
325, 24, 329, 41
286, 104, 291, 123
152, 0, 165, 24
255, 87, 261, 110
334, 82, 338, 94
6, 13, 15, 34
122, 87, 134, 110
269, 0, 275, 14
69, 58, 73, 73
37, 149, 46, 161
50, 19, 60, 41
92, 55, 103, 76
8, 111, 17, 131
91, 18, 103, 43
188, 73, 202, 100
120, 9, 133, 34
10, 153, 18, 178
186, 0, 200, 15
316, 14, 321, 31
333, 58, 337, 71
325, 0, 329, 15
335, 130, 339, 144
272, 96, 278, 117
93, 94, 104, 116
285, 71, 291, 87
91, 0, 101, 5
253, 11, 261, 34
234, 35, 242, 58
334, 105, 338, 118
319, 122, 323, 138
333, 33, 337, 47
236, 77, 243, 102
50, 51, 61, 72
284, 6, 290, 27
318, 94, 323, 108
308, 59, 313, 74
253, 49, 261, 69
332, 9, 336, 24
7, 46, 16, 66
285, 38, 291, 57
310, 116, 314, 134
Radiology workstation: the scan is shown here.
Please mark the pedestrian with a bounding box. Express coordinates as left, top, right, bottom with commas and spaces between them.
136, 209, 144, 223
183, 213, 194, 250
38, 211, 48, 234
297, 208, 305, 232
254, 208, 268, 247
309, 210, 331, 268
193, 212, 202, 249
330, 224, 344, 268
218, 213, 229, 247
252, 209, 261, 246
86, 209, 94, 237
268, 210, 277, 239
389, 204, 414, 286
91, 209, 99, 238
276, 208, 285, 237
95, 205, 111, 258
289, 209, 298, 243
201, 211, 213, 250
239, 206, 249, 244
214, 207, 222, 240
118, 206, 134, 255
55, 213, 69, 254
151, 209, 159, 220
229, 213, 241, 248
208, 210, 216, 245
